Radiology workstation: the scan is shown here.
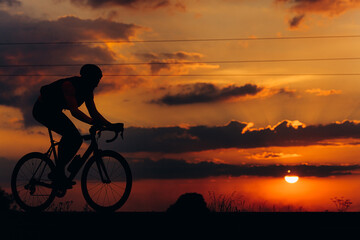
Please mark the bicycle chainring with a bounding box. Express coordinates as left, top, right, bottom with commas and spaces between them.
55, 188, 67, 198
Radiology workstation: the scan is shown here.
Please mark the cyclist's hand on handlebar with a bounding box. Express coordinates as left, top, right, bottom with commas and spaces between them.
89, 123, 124, 142
111, 123, 124, 140
105, 123, 124, 142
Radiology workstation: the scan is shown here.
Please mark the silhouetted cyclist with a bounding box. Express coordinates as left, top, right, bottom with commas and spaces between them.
32, 64, 112, 187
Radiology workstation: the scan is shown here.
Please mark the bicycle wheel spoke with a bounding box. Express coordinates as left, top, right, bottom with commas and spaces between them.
108, 184, 122, 199
94, 185, 107, 203
109, 182, 125, 191
87, 182, 103, 191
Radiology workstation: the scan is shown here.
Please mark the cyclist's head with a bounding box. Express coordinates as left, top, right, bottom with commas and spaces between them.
80, 64, 102, 88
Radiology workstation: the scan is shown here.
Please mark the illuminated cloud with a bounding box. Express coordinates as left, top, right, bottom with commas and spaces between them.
306, 88, 342, 96
109, 120, 360, 153
276, 0, 360, 28
138, 51, 214, 74
151, 83, 263, 105
249, 152, 301, 160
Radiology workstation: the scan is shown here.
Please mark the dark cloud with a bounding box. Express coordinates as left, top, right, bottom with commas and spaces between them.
105, 120, 360, 153
276, 0, 360, 28
0, 13, 141, 44
289, 14, 305, 28
66, 0, 185, 10
0, 11, 142, 126
128, 158, 360, 179
0, 0, 21, 6
151, 83, 263, 105
0, 155, 356, 182
138, 51, 205, 74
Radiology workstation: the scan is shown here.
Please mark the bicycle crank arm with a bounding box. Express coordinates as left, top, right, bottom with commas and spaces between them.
34, 181, 53, 189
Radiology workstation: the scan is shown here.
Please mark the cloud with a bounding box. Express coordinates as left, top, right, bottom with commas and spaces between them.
106, 120, 360, 153
0, 0, 21, 7
65, 0, 186, 10
275, 0, 360, 28
137, 51, 214, 74
151, 83, 298, 105
151, 83, 263, 105
288, 14, 305, 29
249, 152, 301, 160
0, 11, 143, 126
277, 0, 360, 15
128, 158, 360, 179
306, 88, 342, 96
0, 155, 356, 182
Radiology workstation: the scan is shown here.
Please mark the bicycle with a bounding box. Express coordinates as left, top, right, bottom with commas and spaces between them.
11, 123, 132, 212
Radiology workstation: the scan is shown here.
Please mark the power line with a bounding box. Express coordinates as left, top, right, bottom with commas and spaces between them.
1, 73, 360, 77
1, 57, 359, 68
0, 35, 360, 46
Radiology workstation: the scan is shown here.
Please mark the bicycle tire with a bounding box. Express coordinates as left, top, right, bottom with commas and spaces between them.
11, 152, 56, 212
81, 150, 132, 212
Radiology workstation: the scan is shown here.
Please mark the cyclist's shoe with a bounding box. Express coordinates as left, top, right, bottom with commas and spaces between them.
52, 178, 76, 189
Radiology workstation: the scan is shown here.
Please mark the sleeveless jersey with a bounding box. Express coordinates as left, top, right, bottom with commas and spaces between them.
40, 76, 93, 110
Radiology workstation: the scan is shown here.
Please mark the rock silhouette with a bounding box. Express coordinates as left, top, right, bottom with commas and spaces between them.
166, 193, 210, 214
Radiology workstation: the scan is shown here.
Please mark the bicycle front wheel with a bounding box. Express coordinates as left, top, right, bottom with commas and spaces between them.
81, 150, 132, 212
11, 152, 56, 212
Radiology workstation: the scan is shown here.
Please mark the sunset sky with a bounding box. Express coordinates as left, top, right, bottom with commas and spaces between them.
1, 0, 360, 211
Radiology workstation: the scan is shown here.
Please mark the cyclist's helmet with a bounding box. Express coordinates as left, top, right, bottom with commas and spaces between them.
80, 64, 103, 88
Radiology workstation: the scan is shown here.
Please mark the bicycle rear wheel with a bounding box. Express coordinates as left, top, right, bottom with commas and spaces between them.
81, 150, 132, 212
11, 152, 56, 212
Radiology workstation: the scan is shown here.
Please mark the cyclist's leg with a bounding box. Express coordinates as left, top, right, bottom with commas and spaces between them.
57, 121, 82, 175
33, 100, 82, 181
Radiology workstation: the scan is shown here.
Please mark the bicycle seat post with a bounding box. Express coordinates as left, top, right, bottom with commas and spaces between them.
48, 129, 55, 145
48, 129, 59, 162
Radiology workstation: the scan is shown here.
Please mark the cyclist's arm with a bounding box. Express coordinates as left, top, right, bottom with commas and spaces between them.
85, 96, 112, 127
62, 81, 93, 125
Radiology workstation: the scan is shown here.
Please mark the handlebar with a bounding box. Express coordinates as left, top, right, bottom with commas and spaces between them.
87, 123, 124, 143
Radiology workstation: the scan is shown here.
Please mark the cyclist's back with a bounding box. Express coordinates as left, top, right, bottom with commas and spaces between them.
40, 76, 93, 110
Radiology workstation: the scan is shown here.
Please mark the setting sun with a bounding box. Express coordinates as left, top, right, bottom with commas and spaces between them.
285, 176, 299, 184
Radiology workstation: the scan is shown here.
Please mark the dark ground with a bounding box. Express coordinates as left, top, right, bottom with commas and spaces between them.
1, 211, 360, 239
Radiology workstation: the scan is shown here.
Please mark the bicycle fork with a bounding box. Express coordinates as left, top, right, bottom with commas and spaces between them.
95, 153, 111, 184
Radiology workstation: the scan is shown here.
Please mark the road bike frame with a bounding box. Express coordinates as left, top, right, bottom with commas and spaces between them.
38, 126, 117, 189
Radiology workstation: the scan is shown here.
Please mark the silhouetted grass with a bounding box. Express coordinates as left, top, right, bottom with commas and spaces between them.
207, 191, 305, 212
331, 197, 352, 212
48, 200, 74, 212
208, 191, 242, 212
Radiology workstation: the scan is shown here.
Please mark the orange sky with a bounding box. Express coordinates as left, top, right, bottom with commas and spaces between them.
1, 0, 360, 210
